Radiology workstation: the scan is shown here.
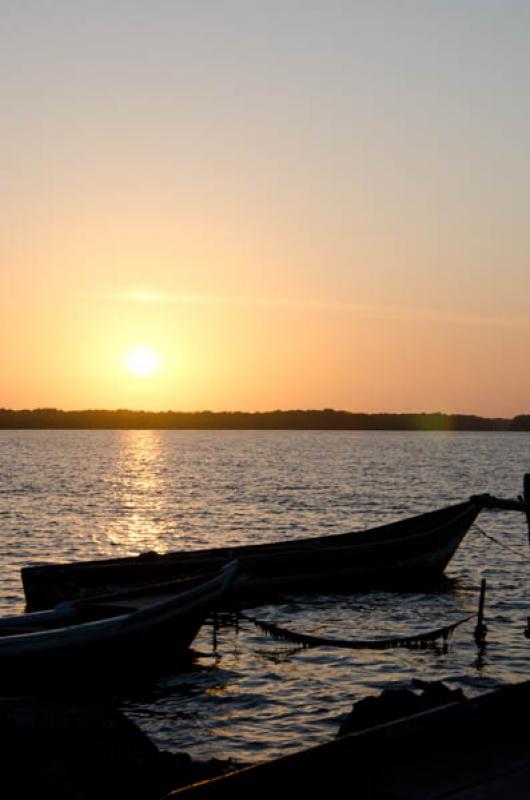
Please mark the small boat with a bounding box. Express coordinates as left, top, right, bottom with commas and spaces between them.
0, 562, 236, 688
166, 679, 530, 799
22, 499, 484, 611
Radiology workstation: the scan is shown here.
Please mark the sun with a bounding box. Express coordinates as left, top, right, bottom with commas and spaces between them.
124, 347, 162, 377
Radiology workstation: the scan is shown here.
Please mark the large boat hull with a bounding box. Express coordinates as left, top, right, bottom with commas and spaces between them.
21, 501, 482, 611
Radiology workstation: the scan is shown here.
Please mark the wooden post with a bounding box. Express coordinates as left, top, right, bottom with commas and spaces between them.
524, 474, 530, 545
212, 611, 218, 652
474, 578, 487, 644
517, 474, 530, 543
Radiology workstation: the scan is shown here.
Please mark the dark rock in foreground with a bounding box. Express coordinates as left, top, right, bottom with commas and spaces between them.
0, 698, 237, 799
338, 680, 466, 737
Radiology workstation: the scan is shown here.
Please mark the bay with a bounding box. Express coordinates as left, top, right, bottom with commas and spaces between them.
0, 430, 528, 761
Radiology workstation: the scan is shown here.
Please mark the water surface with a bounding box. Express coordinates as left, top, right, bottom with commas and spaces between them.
0, 430, 528, 760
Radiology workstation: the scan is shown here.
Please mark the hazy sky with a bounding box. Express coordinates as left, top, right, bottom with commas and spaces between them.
2, 1, 529, 415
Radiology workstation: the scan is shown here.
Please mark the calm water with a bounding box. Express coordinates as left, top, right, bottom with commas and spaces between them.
0, 430, 528, 761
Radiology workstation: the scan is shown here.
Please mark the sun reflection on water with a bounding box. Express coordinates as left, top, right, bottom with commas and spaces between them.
105, 430, 169, 553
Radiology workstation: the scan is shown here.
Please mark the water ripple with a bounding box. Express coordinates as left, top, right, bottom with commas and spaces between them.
0, 429, 528, 761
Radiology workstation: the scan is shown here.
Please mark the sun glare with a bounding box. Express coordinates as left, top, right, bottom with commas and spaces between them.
124, 347, 162, 377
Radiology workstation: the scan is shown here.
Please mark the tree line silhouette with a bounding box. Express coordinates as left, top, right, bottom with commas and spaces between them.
0, 408, 528, 430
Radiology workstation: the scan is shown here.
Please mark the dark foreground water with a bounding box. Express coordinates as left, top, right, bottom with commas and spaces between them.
0, 430, 528, 761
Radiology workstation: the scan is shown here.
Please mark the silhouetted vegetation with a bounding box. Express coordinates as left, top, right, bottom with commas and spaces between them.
0, 408, 528, 430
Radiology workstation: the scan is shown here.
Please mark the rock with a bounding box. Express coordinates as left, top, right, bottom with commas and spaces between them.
338, 681, 466, 738
0, 697, 164, 799
0, 698, 241, 799
411, 679, 466, 710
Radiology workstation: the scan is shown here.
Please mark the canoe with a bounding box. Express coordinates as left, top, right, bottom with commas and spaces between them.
22, 499, 483, 611
165, 680, 530, 799
0, 562, 236, 687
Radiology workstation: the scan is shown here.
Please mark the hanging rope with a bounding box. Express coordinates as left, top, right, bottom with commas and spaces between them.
472, 522, 529, 561
238, 611, 475, 651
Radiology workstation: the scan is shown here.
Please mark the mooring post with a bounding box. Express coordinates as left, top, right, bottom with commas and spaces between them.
474, 578, 487, 644
517, 474, 530, 544
524, 474, 530, 546
212, 611, 219, 652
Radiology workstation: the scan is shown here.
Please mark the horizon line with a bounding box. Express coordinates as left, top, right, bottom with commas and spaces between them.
1, 408, 528, 421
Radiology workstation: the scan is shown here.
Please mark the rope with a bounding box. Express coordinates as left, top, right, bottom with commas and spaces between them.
238, 611, 474, 651
472, 522, 530, 561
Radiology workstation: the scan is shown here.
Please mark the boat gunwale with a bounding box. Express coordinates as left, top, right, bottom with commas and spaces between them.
0, 563, 236, 655
21, 500, 479, 575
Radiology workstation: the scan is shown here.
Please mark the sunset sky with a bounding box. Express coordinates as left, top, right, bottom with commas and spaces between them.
2, 1, 529, 416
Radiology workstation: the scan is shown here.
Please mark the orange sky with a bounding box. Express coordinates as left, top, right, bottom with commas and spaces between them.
2, 3, 529, 417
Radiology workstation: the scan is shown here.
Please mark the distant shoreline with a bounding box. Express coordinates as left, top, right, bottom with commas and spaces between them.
1, 409, 529, 431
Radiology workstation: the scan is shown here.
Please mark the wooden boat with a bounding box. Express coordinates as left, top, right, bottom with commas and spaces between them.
22, 499, 484, 611
0, 563, 236, 687
166, 679, 530, 799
